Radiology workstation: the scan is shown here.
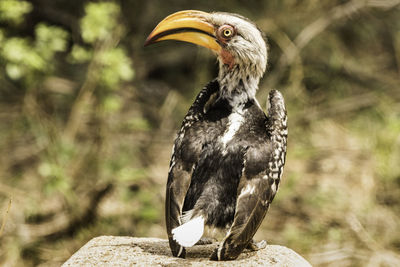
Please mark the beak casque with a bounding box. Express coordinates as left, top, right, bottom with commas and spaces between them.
144, 10, 221, 53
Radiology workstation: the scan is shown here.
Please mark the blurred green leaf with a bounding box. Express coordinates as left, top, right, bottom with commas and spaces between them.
39, 161, 71, 195
117, 167, 147, 182
0, 0, 32, 24
98, 48, 134, 87
0, 23, 68, 80
103, 95, 122, 113
35, 23, 68, 54
1, 37, 44, 79
139, 206, 159, 221
38, 162, 52, 177
68, 45, 93, 63
81, 2, 120, 44
0, 29, 4, 43
125, 118, 151, 131
5, 63, 23, 79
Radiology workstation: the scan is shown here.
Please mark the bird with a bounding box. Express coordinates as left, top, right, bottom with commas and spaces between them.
145, 10, 287, 261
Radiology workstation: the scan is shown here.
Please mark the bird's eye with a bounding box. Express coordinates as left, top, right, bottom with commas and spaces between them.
223, 29, 232, 37
217, 25, 235, 41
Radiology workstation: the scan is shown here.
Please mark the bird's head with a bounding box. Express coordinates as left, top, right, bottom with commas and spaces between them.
145, 10, 267, 102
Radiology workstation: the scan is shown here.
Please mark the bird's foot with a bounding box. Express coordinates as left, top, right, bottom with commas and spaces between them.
169, 239, 186, 258
195, 237, 215, 245
246, 239, 267, 251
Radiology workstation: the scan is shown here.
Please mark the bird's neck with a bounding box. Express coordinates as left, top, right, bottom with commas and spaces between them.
217, 63, 262, 109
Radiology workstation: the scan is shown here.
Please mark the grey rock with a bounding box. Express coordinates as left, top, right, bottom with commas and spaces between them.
62, 236, 312, 266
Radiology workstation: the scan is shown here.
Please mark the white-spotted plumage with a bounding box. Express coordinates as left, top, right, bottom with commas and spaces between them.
271, 182, 277, 193
239, 183, 255, 197
171, 216, 205, 247
221, 110, 245, 147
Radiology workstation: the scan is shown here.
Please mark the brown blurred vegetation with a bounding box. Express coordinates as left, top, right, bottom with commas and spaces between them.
0, 0, 400, 266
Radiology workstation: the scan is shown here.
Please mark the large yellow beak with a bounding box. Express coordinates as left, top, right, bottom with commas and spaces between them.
144, 10, 221, 53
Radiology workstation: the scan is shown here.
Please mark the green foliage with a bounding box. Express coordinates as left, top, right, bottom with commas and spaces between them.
116, 167, 147, 182
125, 118, 151, 132
0, 0, 32, 24
0, 1, 68, 81
0, 24, 68, 80
68, 45, 92, 63
1, 37, 42, 79
81, 2, 121, 44
97, 48, 134, 88
35, 24, 69, 55
70, 2, 135, 89
103, 95, 122, 113
1, 2, 137, 264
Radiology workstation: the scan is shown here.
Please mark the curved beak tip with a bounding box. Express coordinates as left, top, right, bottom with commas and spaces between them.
144, 29, 157, 47
143, 36, 153, 47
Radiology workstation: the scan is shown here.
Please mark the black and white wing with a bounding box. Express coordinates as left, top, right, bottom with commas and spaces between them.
212, 90, 287, 261
165, 80, 219, 258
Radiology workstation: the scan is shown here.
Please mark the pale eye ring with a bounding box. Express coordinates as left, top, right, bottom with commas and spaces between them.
218, 25, 236, 40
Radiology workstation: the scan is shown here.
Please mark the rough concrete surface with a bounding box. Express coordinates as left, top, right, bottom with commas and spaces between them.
63, 236, 312, 266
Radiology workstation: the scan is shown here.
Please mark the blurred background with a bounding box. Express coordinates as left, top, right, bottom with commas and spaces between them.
0, 0, 399, 266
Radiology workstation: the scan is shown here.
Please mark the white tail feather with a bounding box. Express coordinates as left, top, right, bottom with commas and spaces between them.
172, 216, 204, 247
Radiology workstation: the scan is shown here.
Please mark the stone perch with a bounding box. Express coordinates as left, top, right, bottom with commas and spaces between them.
63, 236, 312, 266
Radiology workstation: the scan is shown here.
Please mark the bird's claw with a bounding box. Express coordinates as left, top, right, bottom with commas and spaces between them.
195, 237, 215, 245
246, 239, 267, 251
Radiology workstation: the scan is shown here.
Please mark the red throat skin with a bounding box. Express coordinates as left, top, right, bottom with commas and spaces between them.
220, 49, 235, 69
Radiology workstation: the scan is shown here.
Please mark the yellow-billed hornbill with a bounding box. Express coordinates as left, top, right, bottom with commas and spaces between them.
145, 10, 287, 261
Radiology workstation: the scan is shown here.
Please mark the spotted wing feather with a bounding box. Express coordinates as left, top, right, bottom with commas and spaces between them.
211, 89, 287, 261
166, 80, 219, 257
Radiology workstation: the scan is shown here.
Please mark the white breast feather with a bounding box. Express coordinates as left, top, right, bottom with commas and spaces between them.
221, 111, 244, 147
